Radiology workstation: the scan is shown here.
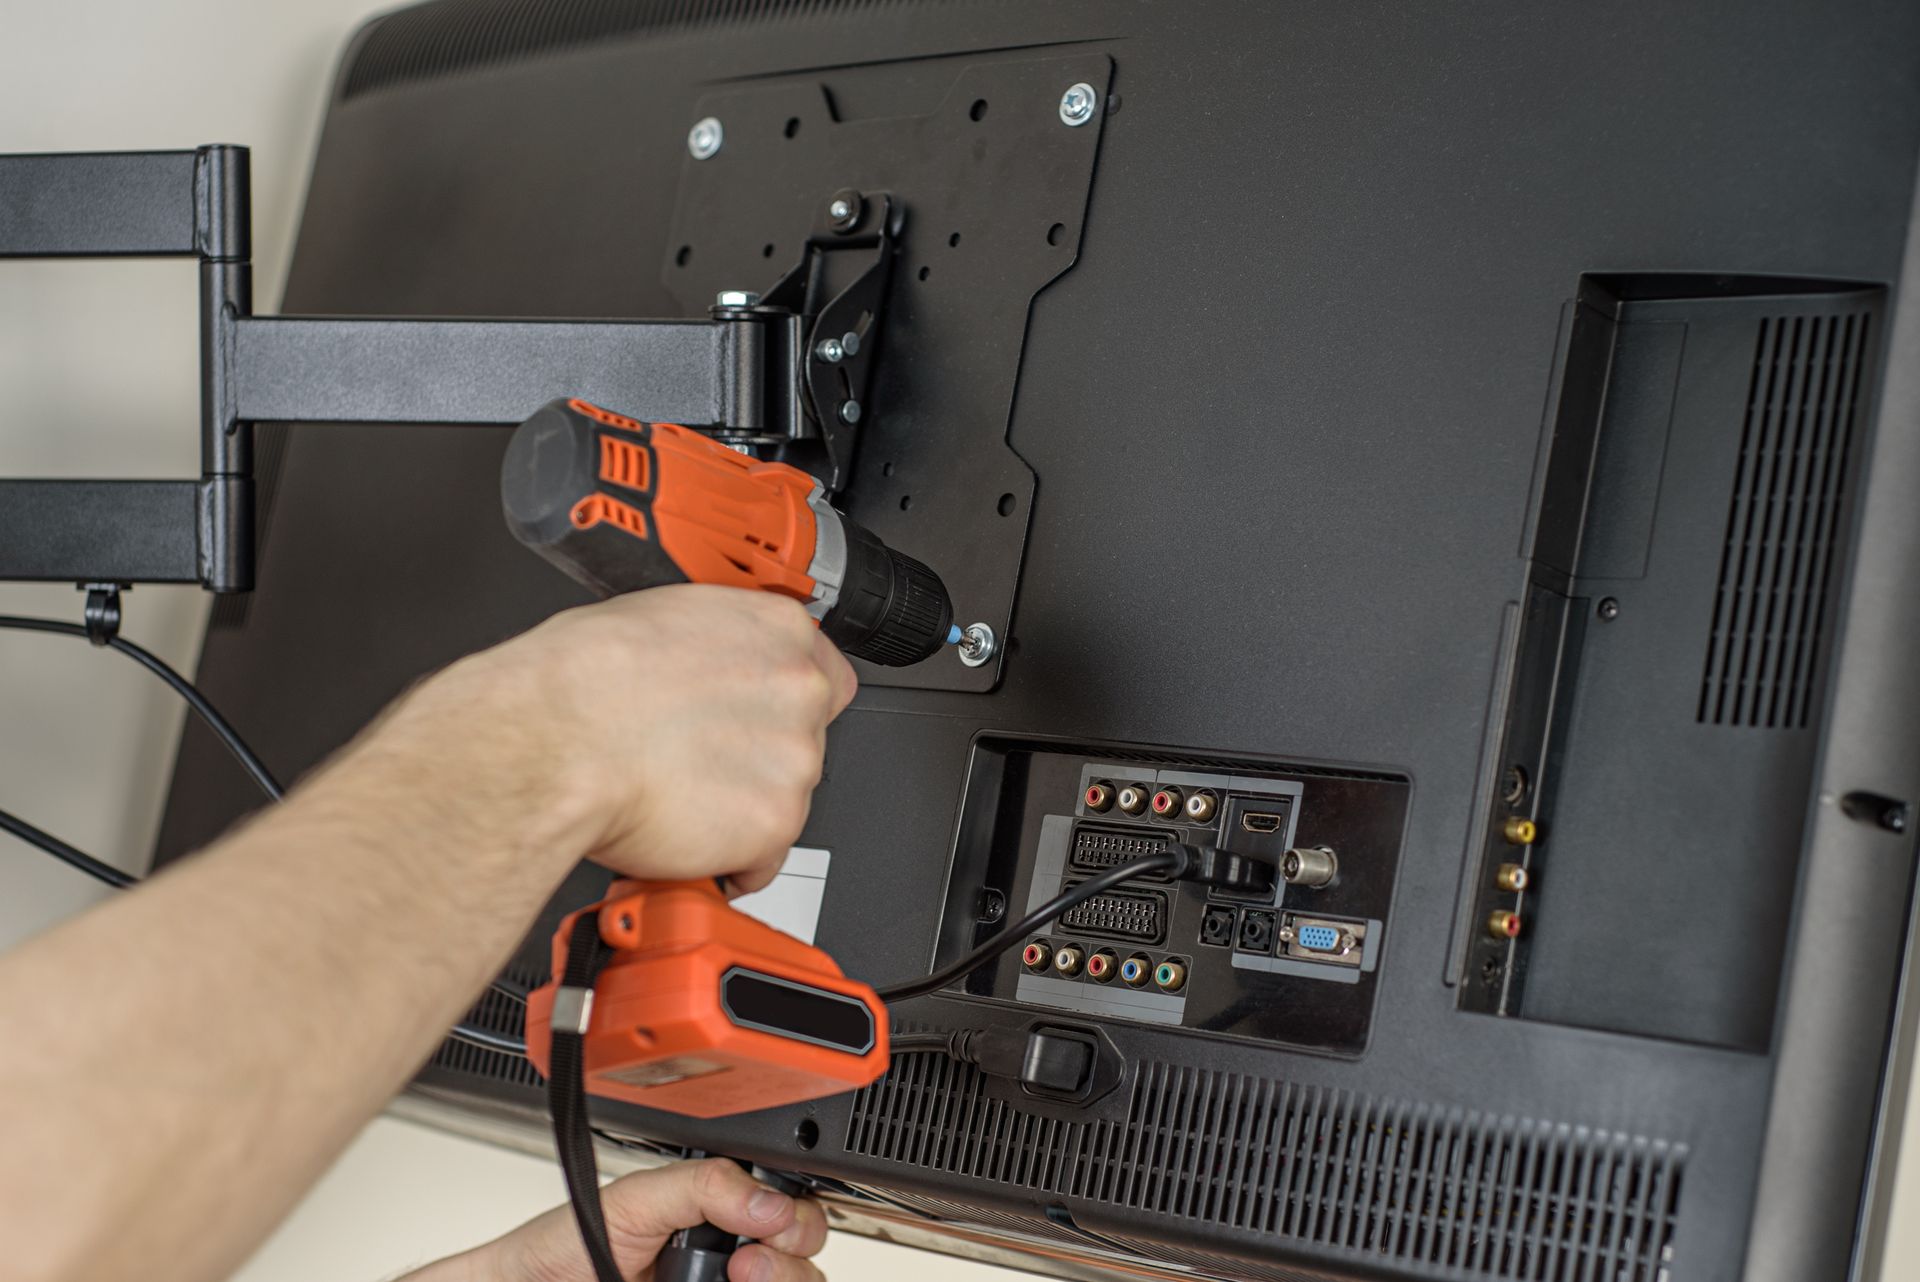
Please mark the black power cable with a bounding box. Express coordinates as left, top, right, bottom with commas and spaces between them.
0, 615, 283, 799
0, 612, 523, 1045
873, 849, 1185, 1003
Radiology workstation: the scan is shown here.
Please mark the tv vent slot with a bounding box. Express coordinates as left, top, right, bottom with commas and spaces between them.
846, 1056, 1685, 1281
427, 963, 541, 1087
1698, 311, 1872, 728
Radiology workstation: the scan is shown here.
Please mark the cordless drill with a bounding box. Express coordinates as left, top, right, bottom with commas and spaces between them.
501, 398, 951, 1282
501, 397, 957, 664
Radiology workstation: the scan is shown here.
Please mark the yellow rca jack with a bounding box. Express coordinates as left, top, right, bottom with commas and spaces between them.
1083, 781, 1114, 812
1115, 784, 1149, 815
1086, 949, 1118, 982
1053, 944, 1086, 976
1486, 910, 1523, 940
1022, 940, 1051, 972
1495, 862, 1530, 893
1153, 959, 1188, 992
1149, 786, 1184, 818
1502, 816, 1538, 845
1119, 955, 1152, 987
1183, 790, 1218, 822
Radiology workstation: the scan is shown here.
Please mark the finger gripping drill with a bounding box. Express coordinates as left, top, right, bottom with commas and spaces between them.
501, 397, 957, 663
500, 399, 949, 1282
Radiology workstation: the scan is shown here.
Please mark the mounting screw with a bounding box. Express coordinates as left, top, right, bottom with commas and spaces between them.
837, 399, 863, 424
1597, 596, 1620, 621
1059, 82, 1098, 127
687, 116, 724, 160
958, 622, 997, 667
715, 290, 761, 308
827, 187, 864, 232
815, 338, 845, 363
840, 331, 861, 357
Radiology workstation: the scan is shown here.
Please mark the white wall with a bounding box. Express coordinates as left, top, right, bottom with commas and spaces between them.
3, 4, 1918, 1281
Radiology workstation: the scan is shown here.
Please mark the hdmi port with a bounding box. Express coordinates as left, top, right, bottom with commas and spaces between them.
1241, 811, 1284, 834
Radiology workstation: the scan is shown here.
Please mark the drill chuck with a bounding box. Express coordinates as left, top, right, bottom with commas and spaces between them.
817, 512, 954, 666
501, 399, 955, 666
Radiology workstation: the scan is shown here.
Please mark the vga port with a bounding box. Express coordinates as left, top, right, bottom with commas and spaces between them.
1279, 913, 1366, 968
1060, 885, 1168, 944
1071, 823, 1175, 881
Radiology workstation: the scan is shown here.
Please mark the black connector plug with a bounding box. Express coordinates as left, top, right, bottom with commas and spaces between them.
1167, 842, 1278, 896
942, 1027, 1096, 1096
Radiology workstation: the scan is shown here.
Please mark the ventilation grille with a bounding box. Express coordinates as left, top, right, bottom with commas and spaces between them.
847, 1057, 1685, 1282
1698, 311, 1873, 728
427, 964, 542, 1087
343, 0, 961, 99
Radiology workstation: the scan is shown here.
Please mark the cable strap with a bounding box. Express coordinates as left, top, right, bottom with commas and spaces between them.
548, 912, 625, 1282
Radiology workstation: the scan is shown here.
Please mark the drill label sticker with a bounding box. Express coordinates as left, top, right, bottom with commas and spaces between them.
599, 1055, 731, 1090
731, 846, 830, 944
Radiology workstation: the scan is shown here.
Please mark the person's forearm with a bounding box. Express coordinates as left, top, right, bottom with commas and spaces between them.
0, 676, 590, 1282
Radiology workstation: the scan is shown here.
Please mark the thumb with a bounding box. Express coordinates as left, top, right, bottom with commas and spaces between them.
602, 1159, 798, 1249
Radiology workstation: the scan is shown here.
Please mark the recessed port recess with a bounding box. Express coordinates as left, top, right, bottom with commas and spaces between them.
932, 738, 1410, 1054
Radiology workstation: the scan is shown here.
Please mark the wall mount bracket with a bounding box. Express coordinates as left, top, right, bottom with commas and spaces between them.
0, 146, 897, 592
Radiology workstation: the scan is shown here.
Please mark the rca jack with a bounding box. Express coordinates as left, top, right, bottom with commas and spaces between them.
1119, 955, 1152, 987
1022, 940, 1051, 972
1053, 944, 1086, 976
1502, 817, 1538, 846
1149, 787, 1184, 819
1486, 910, 1523, 940
1183, 790, 1218, 823
1083, 781, 1114, 813
1153, 960, 1188, 992
1115, 784, 1150, 815
1086, 949, 1118, 982
1495, 862, 1530, 893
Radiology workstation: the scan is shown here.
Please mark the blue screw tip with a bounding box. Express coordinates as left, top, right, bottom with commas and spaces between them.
947, 624, 964, 646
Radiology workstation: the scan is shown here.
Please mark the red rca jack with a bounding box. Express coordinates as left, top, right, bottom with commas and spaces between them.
1486, 910, 1523, 940
1053, 944, 1086, 976
1115, 784, 1150, 815
1083, 781, 1115, 812
1183, 790, 1218, 823
1085, 949, 1118, 982
1150, 787, 1184, 818
1022, 940, 1052, 972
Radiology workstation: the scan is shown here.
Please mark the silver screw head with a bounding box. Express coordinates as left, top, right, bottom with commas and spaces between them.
1059, 83, 1098, 127
815, 338, 845, 363
687, 116, 724, 159
838, 399, 863, 424
715, 290, 760, 307
829, 198, 853, 221
958, 622, 997, 667
840, 330, 861, 357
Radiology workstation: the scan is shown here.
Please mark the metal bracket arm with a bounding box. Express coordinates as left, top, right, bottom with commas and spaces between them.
0, 147, 899, 591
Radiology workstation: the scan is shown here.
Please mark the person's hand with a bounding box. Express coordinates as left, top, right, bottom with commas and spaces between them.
402, 1159, 828, 1282
354, 585, 857, 893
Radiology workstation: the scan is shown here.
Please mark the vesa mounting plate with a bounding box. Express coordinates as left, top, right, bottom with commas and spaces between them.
664, 53, 1113, 692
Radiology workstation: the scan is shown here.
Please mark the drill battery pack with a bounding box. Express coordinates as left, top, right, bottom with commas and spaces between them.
524, 879, 891, 1119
